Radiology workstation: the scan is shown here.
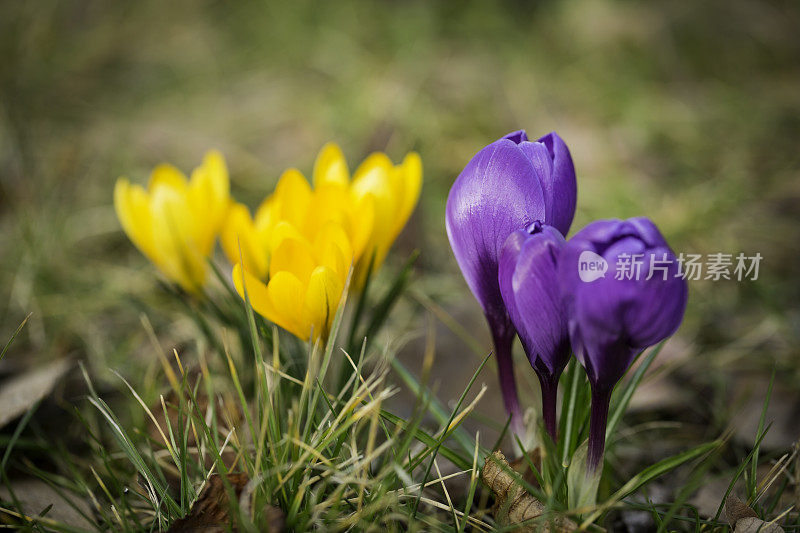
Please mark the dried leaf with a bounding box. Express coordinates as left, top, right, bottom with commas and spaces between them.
725, 493, 758, 525
734, 517, 785, 533
167, 473, 249, 532
0, 359, 71, 429
508, 447, 542, 489
481, 451, 576, 532
725, 493, 785, 533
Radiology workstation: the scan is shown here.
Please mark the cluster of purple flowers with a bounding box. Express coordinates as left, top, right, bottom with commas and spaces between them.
446, 130, 688, 471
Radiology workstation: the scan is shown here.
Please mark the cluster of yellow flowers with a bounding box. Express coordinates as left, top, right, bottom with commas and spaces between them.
114, 144, 422, 342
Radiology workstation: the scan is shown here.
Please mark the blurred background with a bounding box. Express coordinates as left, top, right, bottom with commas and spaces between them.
1, 0, 799, 509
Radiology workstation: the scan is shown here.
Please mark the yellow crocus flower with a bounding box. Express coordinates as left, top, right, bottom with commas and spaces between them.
232, 221, 353, 342
221, 142, 422, 341
348, 148, 422, 278
220, 146, 376, 280
114, 150, 230, 292
222, 143, 421, 277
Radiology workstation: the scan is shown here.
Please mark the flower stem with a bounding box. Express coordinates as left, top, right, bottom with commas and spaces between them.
588, 385, 612, 472
490, 320, 523, 437
537, 374, 559, 442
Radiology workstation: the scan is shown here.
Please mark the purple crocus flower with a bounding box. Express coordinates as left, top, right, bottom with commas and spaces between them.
445, 130, 576, 434
558, 217, 688, 470
499, 222, 570, 441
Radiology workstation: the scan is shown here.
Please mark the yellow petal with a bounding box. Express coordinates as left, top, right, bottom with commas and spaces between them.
303, 266, 344, 342
269, 237, 316, 284
313, 142, 349, 187
201, 149, 230, 211
272, 168, 311, 228
394, 152, 422, 237
268, 220, 306, 254
187, 175, 216, 256
114, 178, 158, 262
351, 152, 395, 194
149, 184, 206, 291
149, 163, 188, 193
185, 151, 230, 255
345, 193, 375, 260
267, 271, 309, 340
221, 202, 268, 279
232, 262, 281, 326
300, 182, 350, 239
312, 222, 354, 281
254, 196, 278, 235
351, 153, 396, 270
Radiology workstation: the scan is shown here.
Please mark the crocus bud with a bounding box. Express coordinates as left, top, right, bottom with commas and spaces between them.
499, 222, 570, 440
558, 217, 688, 470
446, 130, 576, 433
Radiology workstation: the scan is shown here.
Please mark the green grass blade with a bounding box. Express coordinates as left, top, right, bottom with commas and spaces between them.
390, 357, 476, 455
411, 351, 491, 518
0, 313, 31, 363
748, 368, 775, 500
361, 250, 419, 349
606, 341, 664, 442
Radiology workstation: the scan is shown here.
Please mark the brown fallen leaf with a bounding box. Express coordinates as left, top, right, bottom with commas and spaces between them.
734, 517, 786, 533
725, 493, 785, 533
725, 493, 758, 524
167, 473, 249, 532
166, 473, 284, 533
482, 451, 576, 532
508, 447, 543, 489
0, 359, 71, 429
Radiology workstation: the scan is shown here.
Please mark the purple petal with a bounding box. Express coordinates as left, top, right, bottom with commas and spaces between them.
499, 227, 569, 377
625, 217, 670, 249
569, 218, 625, 248
502, 130, 528, 144
446, 138, 546, 323
536, 132, 577, 236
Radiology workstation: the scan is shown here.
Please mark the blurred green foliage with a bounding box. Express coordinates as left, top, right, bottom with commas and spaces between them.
1, 0, 798, 386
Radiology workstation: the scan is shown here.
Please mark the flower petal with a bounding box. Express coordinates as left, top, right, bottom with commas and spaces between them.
502, 130, 528, 144
303, 266, 344, 341
272, 168, 312, 229
313, 142, 349, 187
313, 222, 353, 281
499, 227, 569, 377
351, 152, 397, 268
221, 202, 268, 280
535, 132, 577, 236
445, 138, 546, 322
301, 182, 351, 240
347, 194, 375, 261
394, 151, 422, 239
149, 163, 187, 192
149, 184, 206, 291
267, 271, 309, 340
114, 178, 157, 262
269, 236, 316, 284
232, 262, 279, 323
268, 220, 306, 253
